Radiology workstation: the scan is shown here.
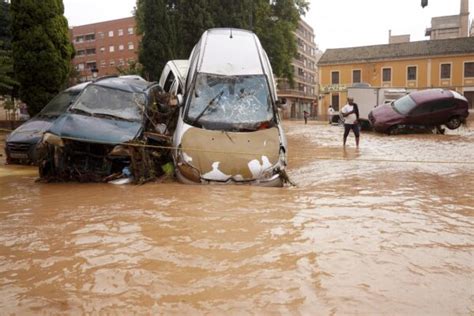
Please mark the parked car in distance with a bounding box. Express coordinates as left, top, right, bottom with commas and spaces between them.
172, 28, 288, 187
38, 76, 172, 182
5, 82, 89, 164
369, 89, 469, 134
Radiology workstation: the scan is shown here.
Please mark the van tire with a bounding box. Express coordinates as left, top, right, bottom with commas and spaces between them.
388, 125, 401, 135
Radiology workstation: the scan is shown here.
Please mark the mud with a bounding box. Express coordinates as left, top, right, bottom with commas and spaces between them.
0, 121, 473, 314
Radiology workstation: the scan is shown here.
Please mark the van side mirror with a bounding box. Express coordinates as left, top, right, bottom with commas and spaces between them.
177, 94, 184, 107
276, 97, 287, 109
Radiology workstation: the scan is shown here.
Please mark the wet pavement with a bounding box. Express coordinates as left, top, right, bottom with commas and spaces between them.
0, 121, 473, 314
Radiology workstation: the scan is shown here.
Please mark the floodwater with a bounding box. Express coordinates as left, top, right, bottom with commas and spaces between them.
0, 121, 473, 315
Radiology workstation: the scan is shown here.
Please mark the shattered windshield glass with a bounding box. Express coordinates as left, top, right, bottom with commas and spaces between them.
392, 95, 417, 115
71, 85, 145, 121
185, 74, 274, 130
40, 91, 80, 117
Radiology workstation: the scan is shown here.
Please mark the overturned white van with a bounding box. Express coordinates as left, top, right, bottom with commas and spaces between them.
172, 28, 288, 186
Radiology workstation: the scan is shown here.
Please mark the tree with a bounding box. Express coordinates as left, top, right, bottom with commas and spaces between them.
138, 0, 180, 81
0, 46, 18, 92
116, 60, 144, 76
175, 0, 214, 56
0, 1, 18, 98
0, 0, 11, 49
10, 0, 74, 116
135, 0, 309, 83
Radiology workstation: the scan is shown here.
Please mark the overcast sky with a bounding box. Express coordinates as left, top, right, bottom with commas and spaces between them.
63, 0, 473, 51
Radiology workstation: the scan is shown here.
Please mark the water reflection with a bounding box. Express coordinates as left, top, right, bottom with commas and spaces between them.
0, 122, 473, 314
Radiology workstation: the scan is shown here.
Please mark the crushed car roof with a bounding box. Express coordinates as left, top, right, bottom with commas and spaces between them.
92, 76, 150, 93
197, 28, 266, 76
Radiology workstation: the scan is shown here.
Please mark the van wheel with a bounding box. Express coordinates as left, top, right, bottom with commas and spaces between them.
388, 125, 401, 135
445, 116, 462, 130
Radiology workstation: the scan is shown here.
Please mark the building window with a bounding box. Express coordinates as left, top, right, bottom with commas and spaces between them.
86, 62, 96, 70
441, 63, 451, 79
108, 30, 114, 37
75, 35, 84, 43
76, 49, 86, 56
84, 33, 95, 41
119, 44, 124, 51
100, 60, 106, 68
352, 70, 361, 83
98, 32, 104, 39
109, 60, 115, 66
128, 42, 134, 50
76, 63, 85, 71
331, 93, 340, 111
100, 46, 105, 52
407, 66, 417, 80
464, 62, 474, 78
118, 59, 125, 66
118, 29, 124, 36
331, 71, 339, 84
86, 48, 96, 55
128, 27, 134, 35
109, 45, 114, 53
382, 68, 391, 82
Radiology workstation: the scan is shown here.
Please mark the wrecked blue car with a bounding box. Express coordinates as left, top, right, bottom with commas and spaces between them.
38, 76, 175, 182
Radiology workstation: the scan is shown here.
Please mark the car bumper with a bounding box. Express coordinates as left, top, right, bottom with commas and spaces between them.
175, 168, 284, 187
5, 142, 37, 164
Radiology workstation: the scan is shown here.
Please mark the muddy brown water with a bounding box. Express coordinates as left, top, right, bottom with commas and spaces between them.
0, 121, 473, 315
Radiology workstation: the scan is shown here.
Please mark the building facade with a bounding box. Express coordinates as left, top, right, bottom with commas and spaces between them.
277, 19, 319, 119
425, 0, 470, 40
70, 17, 140, 82
318, 37, 474, 114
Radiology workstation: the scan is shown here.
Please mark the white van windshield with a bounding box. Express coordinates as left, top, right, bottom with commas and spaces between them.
185, 74, 275, 131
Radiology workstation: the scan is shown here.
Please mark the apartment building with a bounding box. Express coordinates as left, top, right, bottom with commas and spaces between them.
318, 37, 474, 114
70, 17, 140, 82
277, 19, 319, 119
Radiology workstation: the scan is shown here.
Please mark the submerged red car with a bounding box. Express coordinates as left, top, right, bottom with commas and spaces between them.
369, 89, 469, 134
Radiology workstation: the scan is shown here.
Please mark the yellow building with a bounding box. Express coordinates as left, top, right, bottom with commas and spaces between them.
317, 37, 474, 115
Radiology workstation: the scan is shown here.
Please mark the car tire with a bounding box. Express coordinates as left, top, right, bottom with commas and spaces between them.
388, 125, 401, 135
445, 116, 462, 130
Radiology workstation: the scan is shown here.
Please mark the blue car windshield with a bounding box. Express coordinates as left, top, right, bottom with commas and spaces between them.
185, 74, 274, 131
71, 85, 145, 121
392, 95, 417, 115
40, 91, 80, 116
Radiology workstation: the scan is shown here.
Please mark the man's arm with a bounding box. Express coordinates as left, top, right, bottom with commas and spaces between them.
341, 107, 354, 117
353, 103, 360, 120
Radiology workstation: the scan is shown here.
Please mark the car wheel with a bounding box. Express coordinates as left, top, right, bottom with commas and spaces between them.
388, 125, 401, 135
445, 116, 462, 130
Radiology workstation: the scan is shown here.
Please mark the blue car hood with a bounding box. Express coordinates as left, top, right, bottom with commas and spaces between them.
6, 116, 56, 144
48, 113, 142, 145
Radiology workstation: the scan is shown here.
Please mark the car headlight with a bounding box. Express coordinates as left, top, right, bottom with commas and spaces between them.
42, 133, 64, 147
176, 148, 201, 182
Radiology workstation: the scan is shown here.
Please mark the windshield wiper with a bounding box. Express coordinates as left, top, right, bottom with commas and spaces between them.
192, 90, 224, 125
93, 112, 137, 122
70, 108, 93, 116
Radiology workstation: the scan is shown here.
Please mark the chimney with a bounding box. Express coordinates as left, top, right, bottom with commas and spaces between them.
461, 0, 469, 14
460, 0, 469, 37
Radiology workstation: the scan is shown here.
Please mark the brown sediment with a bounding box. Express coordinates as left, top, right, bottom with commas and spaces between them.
0, 121, 473, 314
